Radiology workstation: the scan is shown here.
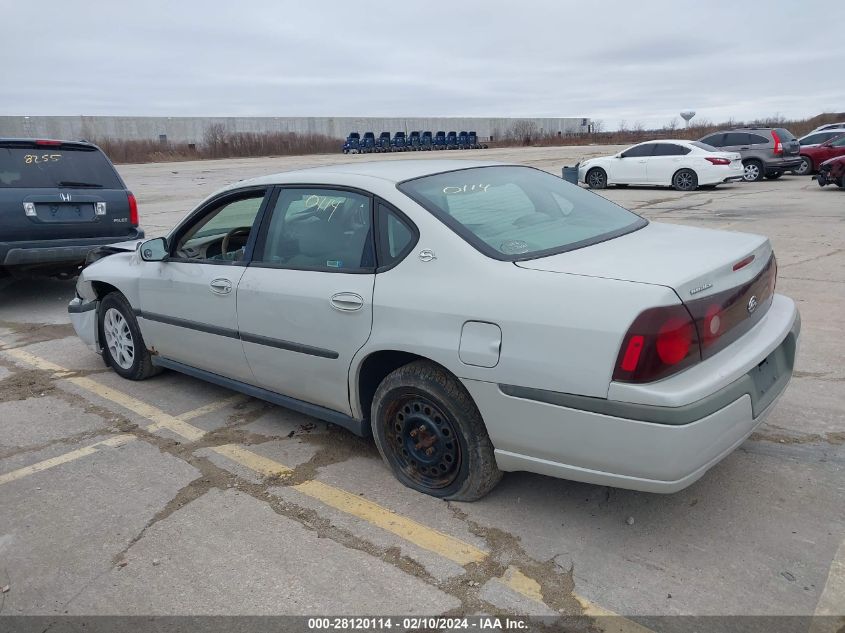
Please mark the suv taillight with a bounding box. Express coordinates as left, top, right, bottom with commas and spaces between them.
127, 192, 139, 226
613, 304, 701, 383
772, 130, 782, 156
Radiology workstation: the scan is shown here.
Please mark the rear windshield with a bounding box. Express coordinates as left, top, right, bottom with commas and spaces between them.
398, 165, 647, 260
774, 128, 796, 141
0, 145, 122, 189
691, 141, 717, 151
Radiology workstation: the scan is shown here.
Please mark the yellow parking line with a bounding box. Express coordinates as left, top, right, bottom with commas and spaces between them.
0, 435, 135, 486
2, 344, 648, 628
1, 345, 207, 442
210, 443, 485, 565
212, 442, 652, 631
178, 394, 249, 421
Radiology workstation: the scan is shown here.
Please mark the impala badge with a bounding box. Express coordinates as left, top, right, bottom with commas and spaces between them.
747, 295, 759, 314
689, 283, 713, 296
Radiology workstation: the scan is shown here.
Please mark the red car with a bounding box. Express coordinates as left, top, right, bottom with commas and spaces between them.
816, 155, 845, 188
798, 133, 845, 174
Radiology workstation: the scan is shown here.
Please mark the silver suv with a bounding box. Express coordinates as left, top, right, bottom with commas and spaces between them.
698, 128, 801, 181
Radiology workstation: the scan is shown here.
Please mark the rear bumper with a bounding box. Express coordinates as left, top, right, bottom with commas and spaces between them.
464, 297, 800, 493
0, 229, 144, 267
765, 157, 802, 171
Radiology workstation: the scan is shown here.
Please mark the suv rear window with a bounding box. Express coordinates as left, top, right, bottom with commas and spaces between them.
774, 128, 796, 141
0, 144, 122, 189
398, 165, 647, 260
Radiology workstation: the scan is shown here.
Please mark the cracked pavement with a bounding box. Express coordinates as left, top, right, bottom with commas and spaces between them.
0, 146, 843, 628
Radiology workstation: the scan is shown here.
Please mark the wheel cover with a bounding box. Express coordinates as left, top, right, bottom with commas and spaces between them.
797, 158, 810, 175
744, 163, 760, 181
676, 171, 694, 190
385, 395, 462, 490
587, 170, 605, 188
103, 307, 135, 370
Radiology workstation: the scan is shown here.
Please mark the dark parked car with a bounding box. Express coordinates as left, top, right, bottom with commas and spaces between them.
816, 155, 845, 188
0, 139, 143, 277
797, 134, 845, 175
698, 128, 801, 181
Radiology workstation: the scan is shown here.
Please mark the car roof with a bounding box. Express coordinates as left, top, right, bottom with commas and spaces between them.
229, 159, 511, 189
0, 137, 96, 147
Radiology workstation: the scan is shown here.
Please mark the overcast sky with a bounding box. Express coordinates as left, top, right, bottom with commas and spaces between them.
2, 1, 843, 129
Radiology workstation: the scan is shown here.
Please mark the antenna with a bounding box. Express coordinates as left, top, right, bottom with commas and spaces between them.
680, 111, 696, 127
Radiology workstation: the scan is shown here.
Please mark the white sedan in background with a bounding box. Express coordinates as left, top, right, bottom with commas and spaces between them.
68, 160, 799, 500
579, 140, 744, 191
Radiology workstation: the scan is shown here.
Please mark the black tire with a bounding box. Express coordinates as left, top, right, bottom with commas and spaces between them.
672, 168, 698, 191
794, 156, 813, 176
743, 160, 764, 182
371, 360, 502, 501
838, 175, 845, 188
765, 171, 783, 180
586, 167, 608, 189
98, 292, 160, 380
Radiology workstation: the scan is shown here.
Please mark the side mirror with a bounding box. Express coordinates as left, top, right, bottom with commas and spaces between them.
140, 237, 168, 262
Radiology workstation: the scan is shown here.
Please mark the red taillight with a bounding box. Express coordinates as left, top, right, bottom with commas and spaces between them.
705, 157, 731, 165
613, 305, 700, 383
772, 130, 782, 156
127, 192, 139, 226
35, 139, 62, 146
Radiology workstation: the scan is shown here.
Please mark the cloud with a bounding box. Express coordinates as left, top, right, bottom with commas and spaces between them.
1, 0, 842, 129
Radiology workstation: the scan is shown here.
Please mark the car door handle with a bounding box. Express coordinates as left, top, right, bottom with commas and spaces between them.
330, 292, 364, 312
209, 278, 232, 295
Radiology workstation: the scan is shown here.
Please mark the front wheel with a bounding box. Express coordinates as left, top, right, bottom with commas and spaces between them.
672, 168, 698, 191
371, 361, 501, 501
586, 167, 607, 189
99, 292, 160, 380
794, 156, 813, 175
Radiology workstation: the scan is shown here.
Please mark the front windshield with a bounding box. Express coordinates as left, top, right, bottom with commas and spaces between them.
398, 165, 647, 260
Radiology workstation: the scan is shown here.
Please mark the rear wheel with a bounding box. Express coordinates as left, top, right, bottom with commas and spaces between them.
586, 167, 608, 189
743, 160, 764, 182
99, 292, 160, 380
672, 168, 698, 191
371, 360, 501, 501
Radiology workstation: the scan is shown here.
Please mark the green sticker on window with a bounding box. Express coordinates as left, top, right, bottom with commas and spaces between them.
326, 260, 342, 268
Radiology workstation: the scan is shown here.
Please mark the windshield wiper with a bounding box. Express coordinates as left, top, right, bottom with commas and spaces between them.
56, 181, 103, 188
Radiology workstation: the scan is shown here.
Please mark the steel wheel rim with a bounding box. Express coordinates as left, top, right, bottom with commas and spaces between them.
676, 171, 694, 190
744, 163, 760, 181
103, 308, 135, 370
588, 170, 605, 188
386, 395, 462, 490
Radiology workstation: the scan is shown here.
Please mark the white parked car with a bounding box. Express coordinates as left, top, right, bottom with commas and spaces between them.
69, 161, 800, 500
578, 140, 744, 191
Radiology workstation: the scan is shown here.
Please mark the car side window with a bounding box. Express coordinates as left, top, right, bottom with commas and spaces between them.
622, 144, 655, 158
172, 190, 267, 263
829, 136, 845, 148
255, 188, 374, 271
700, 134, 722, 147
748, 134, 770, 145
376, 202, 417, 270
723, 133, 749, 146
652, 144, 690, 156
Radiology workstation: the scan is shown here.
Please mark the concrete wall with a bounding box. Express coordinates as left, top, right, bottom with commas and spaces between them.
0, 116, 591, 144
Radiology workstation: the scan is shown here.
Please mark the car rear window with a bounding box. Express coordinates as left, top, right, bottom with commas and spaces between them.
774, 128, 796, 141
398, 165, 647, 261
0, 144, 122, 189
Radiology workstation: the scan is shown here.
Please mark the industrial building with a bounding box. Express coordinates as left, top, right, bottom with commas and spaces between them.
0, 115, 592, 144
